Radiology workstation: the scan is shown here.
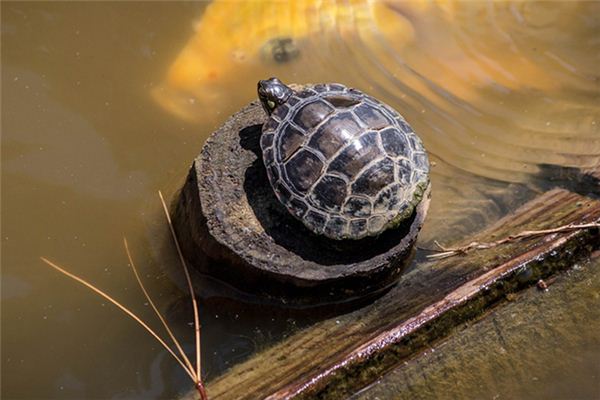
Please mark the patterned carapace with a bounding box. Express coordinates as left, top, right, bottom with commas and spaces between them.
258, 78, 429, 240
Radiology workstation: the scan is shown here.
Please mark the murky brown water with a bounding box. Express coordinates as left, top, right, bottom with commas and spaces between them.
2, 1, 599, 399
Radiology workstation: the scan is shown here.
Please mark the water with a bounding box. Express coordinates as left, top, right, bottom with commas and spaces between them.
2, 1, 599, 399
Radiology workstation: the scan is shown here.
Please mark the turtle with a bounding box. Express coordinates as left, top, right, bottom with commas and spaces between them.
257, 77, 429, 240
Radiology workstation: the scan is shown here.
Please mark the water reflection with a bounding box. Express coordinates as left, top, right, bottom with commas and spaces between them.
156, 0, 599, 185
1, 1, 599, 399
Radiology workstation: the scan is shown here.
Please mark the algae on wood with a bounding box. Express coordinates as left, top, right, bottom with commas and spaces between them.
352, 253, 600, 400
199, 188, 599, 399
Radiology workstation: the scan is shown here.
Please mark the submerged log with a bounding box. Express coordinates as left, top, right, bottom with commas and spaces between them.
197, 187, 600, 400
172, 101, 430, 305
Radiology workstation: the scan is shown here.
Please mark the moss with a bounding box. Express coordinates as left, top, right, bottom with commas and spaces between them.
296, 227, 599, 400
202, 189, 599, 400
388, 179, 431, 231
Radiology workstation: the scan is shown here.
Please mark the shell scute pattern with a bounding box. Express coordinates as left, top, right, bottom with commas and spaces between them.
263, 118, 279, 133
351, 157, 395, 197
304, 210, 327, 234
277, 123, 306, 162
368, 216, 386, 235
288, 197, 308, 218
324, 94, 361, 108
312, 83, 329, 93
396, 118, 413, 134
286, 96, 300, 107
274, 180, 292, 199
396, 159, 413, 185
293, 100, 334, 130
308, 112, 362, 158
310, 174, 348, 212
343, 196, 372, 218
349, 219, 368, 238
324, 217, 348, 239
272, 103, 291, 120
297, 88, 318, 98
328, 83, 346, 92
414, 152, 429, 171
328, 131, 380, 179
284, 150, 324, 193
263, 147, 274, 167
374, 184, 401, 213
260, 132, 274, 149
354, 102, 392, 130
380, 127, 409, 157
267, 164, 280, 182
260, 82, 429, 240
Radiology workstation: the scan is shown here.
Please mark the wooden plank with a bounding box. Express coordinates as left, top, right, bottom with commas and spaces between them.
352, 251, 600, 400
199, 188, 599, 399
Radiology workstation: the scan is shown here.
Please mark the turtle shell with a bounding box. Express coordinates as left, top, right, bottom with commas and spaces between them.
260, 83, 429, 240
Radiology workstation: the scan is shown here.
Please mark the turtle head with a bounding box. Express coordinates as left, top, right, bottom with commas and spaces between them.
258, 77, 293, 115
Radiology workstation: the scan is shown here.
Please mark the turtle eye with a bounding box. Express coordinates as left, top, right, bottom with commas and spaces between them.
267, 100, 276, 109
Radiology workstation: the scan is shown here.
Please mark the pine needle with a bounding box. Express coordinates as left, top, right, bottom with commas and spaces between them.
158, 190, 203, 388
123, 237, 196, 381
426, 222, 600, 259
39, 256, 197, 382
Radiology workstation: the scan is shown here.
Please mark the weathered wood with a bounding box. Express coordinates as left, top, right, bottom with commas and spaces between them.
198, 188, 600, 399
351, 252, 600, 400
172, 101, 430, 305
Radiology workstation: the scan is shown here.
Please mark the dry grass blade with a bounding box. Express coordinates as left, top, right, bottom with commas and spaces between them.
426, 222, 600, 259
158, 190, 205, 397
123, 237, 196, 380
39, 256, 197, 382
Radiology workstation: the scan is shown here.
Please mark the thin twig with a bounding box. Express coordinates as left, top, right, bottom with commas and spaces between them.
158, 190, 205, 399
123, 237, 196, 381
39, 257, 197, 382
425, 222, 600, 260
